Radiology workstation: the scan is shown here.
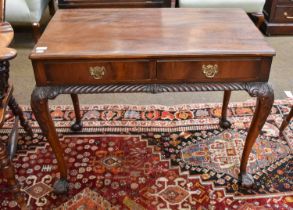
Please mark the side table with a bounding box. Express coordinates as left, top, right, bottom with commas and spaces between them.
30, 8, 275, 194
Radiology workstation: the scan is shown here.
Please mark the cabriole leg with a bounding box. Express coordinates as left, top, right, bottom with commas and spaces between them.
31, 88, 68, 194
240, 83, 274, 187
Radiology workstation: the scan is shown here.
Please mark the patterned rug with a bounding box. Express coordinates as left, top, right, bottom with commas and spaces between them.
0, 99, 292, 209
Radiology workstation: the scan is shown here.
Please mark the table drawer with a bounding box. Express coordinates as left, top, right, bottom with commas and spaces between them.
58, 0, 168, 8
43, 60, 152, 85
277, 0, 293, 5
157, 59, 264, 82
273, 6, 293, 22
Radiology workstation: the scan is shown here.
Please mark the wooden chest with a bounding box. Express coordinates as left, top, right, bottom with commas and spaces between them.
58, 0, 171, 8
262, 0, 293, 35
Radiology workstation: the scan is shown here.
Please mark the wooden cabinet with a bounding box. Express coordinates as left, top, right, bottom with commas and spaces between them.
58, 0, 172, 8
262, 0, 293, 35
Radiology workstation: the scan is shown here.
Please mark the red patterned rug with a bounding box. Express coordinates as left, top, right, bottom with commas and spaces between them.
0, 99, 292, 209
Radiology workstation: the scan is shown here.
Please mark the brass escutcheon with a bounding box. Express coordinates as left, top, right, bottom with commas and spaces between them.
202, 64, 218, 78
89, 66, 106, 79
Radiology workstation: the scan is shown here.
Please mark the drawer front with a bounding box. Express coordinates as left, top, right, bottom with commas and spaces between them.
157, 59, 264, 82
44, 60, 152, 85
277, 0, 293, 5
58, 0, 166, 8
273, 6, 293, 22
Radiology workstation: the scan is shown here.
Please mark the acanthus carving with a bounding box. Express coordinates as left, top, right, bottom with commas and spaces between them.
244, 82, 274, 98
245, 82, 274, 130
31, 88, 51, 136
245, 82, 274, 124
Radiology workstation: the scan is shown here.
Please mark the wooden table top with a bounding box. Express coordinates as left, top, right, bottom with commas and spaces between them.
0, 22, 13, 47
0, 22, 16, 60
30, 8, 275, 60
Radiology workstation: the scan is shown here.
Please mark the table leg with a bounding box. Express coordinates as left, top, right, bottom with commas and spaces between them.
70, 94, 83, 131
279, 106, 293, 135
31, 88, 69, 194
8, 95, 33, 137
240, 83, 274, 187
220, 90, 232, 129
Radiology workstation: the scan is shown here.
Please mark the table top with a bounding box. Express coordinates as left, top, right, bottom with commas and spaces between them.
30, 8, 275, 60
0, 22, 13, 47
0, 22, 16, 60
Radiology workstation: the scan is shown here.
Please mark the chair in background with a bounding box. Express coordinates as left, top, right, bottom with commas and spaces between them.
176, 0, 266, 28
0, 0, 32, 208
5, 0, 56, 41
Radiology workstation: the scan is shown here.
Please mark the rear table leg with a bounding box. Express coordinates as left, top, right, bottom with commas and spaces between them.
219, 90, 232, 129
70, 94, 83, 131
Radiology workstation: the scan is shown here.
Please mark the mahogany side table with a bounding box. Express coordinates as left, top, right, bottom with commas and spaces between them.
30, 8, 275, 194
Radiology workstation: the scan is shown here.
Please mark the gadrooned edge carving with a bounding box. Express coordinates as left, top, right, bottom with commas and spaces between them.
31, 82, 271, 101
33, 82, 273, 100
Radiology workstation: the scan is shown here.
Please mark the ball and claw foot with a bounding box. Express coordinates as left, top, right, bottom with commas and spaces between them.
70, 121, 83, 131
219, 119, 231, 129
53, 178, 69, 195
239, 172, 254, 188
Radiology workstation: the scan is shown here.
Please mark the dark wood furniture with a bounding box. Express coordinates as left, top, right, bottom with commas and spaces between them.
280, 106, 293, 134
58, 0, 171, 8
30, 8, 275, 194
262, 0, 293, 35
0, 1, 32, 208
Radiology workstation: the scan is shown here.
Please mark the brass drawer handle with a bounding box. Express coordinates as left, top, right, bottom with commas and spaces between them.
284, 12, 293, 19
202, 64, 218, 78
89, 66, 106, 79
